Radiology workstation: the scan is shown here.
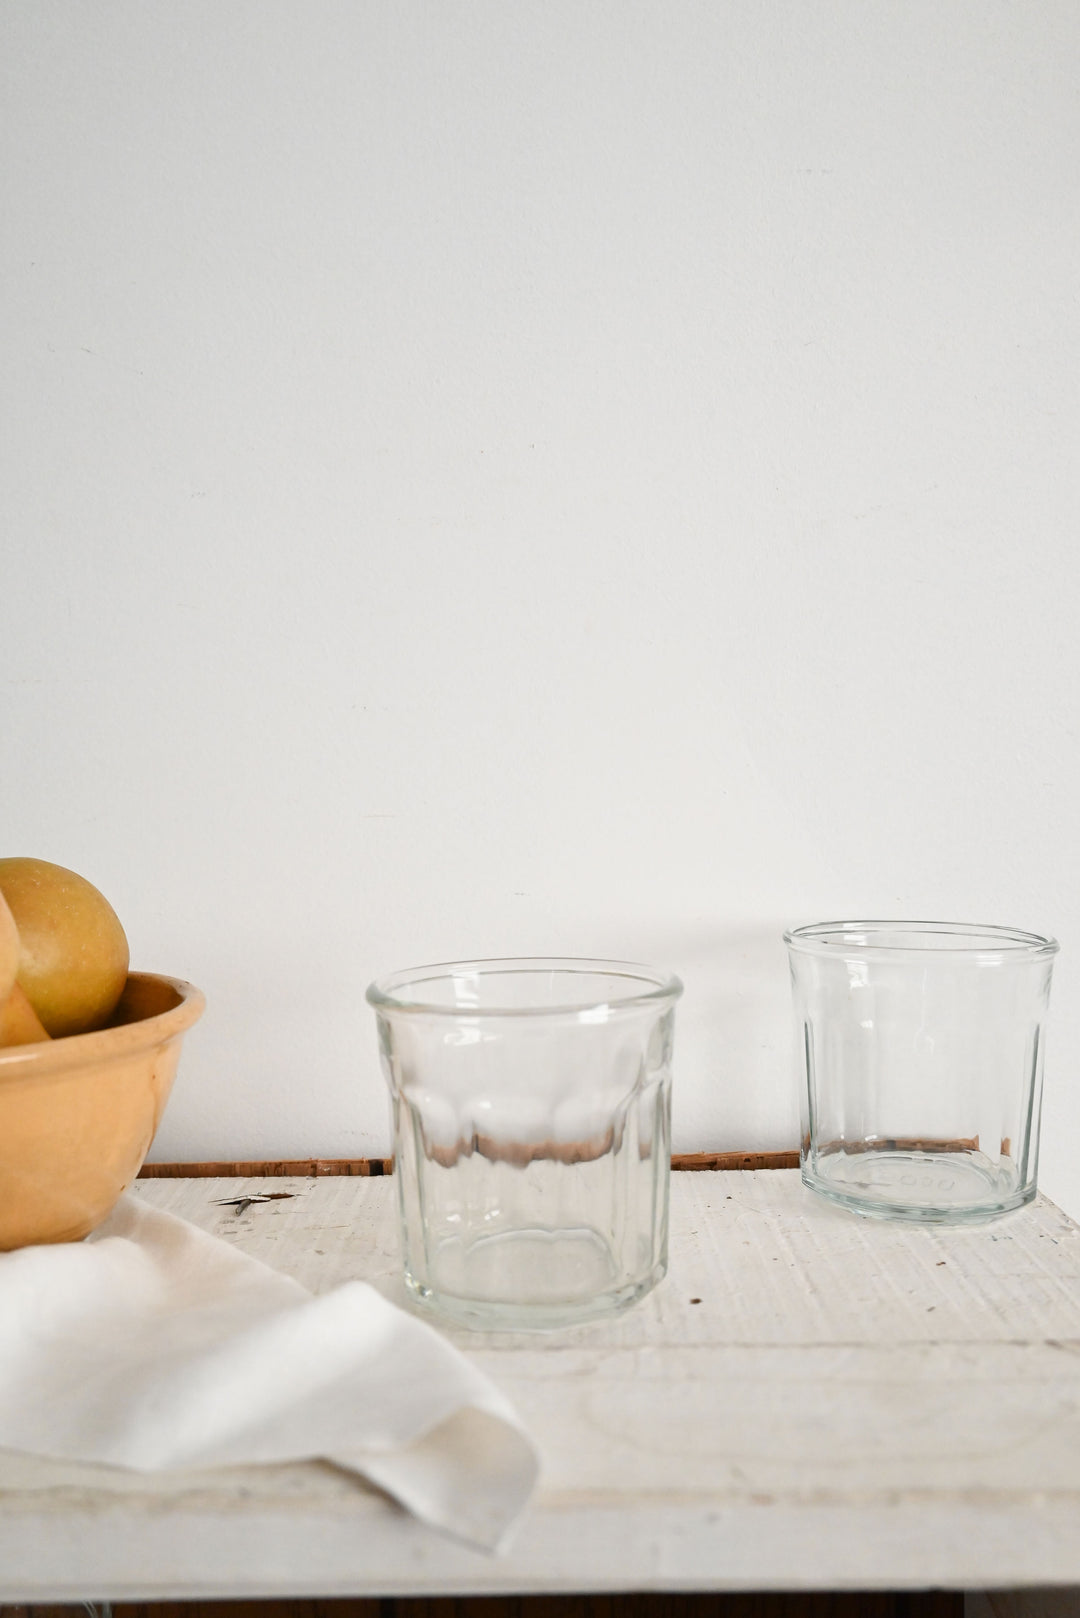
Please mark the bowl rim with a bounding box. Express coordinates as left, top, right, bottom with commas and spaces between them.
0, 971, 206, 1080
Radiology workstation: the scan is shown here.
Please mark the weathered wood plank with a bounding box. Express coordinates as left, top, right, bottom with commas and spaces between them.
1, 1172, 1078, 1600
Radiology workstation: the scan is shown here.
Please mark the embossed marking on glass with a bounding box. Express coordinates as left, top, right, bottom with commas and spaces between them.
785, 921, 1059, 1223
367, 958, 682, 1328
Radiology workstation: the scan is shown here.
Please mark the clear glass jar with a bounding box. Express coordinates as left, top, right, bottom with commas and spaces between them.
785, 921, 1059, 1223
367, 957, 682, 1328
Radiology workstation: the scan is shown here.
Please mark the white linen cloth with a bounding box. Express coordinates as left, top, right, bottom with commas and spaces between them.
0, 1194, 538, 1549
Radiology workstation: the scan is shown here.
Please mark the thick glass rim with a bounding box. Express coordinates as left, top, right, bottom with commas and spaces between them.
784, 919, 1059, 959
366, 955, 684, 1017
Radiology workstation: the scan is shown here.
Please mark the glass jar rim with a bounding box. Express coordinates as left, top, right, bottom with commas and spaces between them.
366, 955, 684, 1017
784, 919, 1059, 959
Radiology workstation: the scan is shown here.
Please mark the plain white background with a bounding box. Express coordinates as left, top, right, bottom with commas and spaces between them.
2, 2, 1078, 1214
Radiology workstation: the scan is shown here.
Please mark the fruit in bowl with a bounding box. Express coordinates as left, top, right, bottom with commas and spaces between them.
0, 858, 204, 1249
0, 857, 131, 1040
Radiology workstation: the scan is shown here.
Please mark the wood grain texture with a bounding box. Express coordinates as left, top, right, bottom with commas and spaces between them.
137, 1152, 799, 1179
138, 1158, 395, 1178
671, 1150, 800, 1172
2, 1171, 1079, 1602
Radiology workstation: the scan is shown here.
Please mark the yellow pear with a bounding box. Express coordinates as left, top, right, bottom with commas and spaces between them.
0, 858, 129, 1038
0, 891, 18, 1006
0, 982, 50, 1047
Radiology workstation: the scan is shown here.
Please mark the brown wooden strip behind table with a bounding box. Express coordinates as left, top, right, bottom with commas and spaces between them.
138, 1151, 800, 1178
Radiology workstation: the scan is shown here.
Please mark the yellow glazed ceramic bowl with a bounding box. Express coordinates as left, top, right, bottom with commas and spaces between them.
0, 972, 204, 1249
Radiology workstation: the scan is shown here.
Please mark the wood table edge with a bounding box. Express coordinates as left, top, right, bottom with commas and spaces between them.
137, 1149, 802, 1179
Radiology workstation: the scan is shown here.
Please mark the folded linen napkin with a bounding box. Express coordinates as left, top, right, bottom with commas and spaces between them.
0, 1194, 538, 1549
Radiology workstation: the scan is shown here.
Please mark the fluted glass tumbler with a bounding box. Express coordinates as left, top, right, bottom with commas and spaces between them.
786, 921, 1059, 1223
367, 958, 682, 1328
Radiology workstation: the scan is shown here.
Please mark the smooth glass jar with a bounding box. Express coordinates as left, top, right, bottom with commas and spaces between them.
785, 921, 1058, 1223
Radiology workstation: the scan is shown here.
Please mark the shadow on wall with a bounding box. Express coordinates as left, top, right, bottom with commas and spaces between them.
624, 921, 801, 1156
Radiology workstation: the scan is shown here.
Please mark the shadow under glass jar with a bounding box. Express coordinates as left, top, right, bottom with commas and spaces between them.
367, 957, 682, 1329
785, 921, 1059, 1223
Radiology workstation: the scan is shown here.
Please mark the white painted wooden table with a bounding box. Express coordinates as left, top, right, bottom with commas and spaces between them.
0, 1169, 1078, 1603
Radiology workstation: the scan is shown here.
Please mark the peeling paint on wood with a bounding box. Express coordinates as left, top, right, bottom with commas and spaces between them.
1, 1172, 1078, 1601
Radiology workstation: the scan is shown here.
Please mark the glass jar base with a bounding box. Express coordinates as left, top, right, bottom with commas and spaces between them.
405, 1224, 666, 1329
803, 1148, 1036, 1224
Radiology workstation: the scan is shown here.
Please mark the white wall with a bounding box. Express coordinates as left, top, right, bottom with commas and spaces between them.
2, 2, 1078, 1213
